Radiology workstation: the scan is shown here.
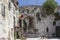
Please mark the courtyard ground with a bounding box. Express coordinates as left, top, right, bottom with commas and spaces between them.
16, 38, 60, 40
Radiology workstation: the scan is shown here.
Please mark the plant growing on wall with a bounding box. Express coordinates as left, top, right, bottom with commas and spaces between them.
18, 19, 27, 32
54, 12, 60, 21
42, 0, 57, 16
23, 20, 27, 32
11, 0, 14, 2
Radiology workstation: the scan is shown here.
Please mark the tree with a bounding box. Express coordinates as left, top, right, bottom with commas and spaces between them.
42, 0, 57, 15
54, 12, 60, 21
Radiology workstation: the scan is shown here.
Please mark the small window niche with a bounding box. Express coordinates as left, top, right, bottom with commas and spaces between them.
1, 4, 5, 17
53, 21, 56, 26
46, 27, 49, 33
8, 2, 11, 10
36, 13, 41, 21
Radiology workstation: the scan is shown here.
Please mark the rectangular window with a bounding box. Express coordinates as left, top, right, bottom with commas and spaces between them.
8, 2, 11, 10
1, 4, 5, 17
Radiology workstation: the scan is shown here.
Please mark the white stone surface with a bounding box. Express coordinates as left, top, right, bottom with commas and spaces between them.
34, 15, 55, 36
56, 20, 60, 26
16, 38, 60, 40
0, 15, 5, 38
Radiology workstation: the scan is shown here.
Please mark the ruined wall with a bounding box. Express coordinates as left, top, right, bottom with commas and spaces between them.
19, 6, 57, 37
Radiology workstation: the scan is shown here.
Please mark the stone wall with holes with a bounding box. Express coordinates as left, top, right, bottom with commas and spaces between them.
0, 2, 6, 38
34, 14, 55, 37
19, 6, 60, 37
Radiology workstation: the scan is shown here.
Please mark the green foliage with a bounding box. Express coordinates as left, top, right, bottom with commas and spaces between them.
42, 0, 57, 15
11, 0, 14, 2
18, 19, 27, 32
23, 20, 27, 31
54, 12, 60, 21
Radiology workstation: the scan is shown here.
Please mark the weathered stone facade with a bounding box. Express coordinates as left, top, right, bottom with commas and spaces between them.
19, 5, 60, 38
0, 0, 19, 40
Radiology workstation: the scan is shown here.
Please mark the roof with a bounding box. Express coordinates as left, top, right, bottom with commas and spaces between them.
19, 5, 42, 8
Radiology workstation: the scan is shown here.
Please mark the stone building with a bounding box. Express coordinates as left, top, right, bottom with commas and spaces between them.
0, 0, 19, 40
19, 5, 60, 38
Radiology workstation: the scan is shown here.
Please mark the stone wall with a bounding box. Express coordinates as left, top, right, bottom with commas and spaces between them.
19, 6, 60, 37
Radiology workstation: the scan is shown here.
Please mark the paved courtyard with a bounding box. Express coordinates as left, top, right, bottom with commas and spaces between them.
16, 38, 60, 40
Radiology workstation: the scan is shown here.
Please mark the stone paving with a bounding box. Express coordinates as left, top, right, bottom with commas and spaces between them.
16, 38, 60, 40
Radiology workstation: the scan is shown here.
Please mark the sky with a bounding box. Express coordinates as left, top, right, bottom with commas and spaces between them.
18, 0, 60, 6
